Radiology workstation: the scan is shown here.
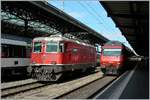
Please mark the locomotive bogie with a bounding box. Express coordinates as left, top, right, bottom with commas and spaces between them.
31, 65, 63, 81
101, 64, 122, 75
29, 63, 96, 81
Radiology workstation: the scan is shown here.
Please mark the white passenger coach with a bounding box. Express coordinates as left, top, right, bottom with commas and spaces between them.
1, 33, 31, 76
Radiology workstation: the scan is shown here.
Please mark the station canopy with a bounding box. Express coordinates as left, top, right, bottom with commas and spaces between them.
1, 1, 108, 45
100, 1, 149, 56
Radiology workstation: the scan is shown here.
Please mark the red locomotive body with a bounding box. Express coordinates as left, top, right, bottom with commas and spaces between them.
28, 35, 97, 81
100, 41, 130, 75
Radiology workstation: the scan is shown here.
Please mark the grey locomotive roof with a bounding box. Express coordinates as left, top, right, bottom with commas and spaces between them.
105, 41, 123, 46
33, 34, 95, 48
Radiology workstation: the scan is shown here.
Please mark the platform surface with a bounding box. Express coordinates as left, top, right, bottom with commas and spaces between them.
95, 60, 149, 99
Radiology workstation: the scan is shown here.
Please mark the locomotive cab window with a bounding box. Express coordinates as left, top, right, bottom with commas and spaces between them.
33, 42, 41, 53
103, 49, 122, 56
46, 42, 58, 52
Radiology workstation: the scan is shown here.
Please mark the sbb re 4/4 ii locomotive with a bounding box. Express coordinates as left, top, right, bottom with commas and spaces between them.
27, 34, 97, 81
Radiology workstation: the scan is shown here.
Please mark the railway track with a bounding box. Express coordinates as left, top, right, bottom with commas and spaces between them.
2, 72, 103, 99
1, 80, 52, 98
1, 79, 37, 90
58, 71, 129, 99
2, 71, 122, 99
57, 76, 116, 99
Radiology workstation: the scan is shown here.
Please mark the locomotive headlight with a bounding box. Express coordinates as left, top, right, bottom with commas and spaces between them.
32, 61, 36, 64
117, 62, 121, 64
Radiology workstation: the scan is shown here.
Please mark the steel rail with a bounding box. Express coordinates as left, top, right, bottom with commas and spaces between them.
57, 76, 116, 99
1, 81, 52, 98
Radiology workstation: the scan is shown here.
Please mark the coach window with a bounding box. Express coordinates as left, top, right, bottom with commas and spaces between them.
14, 45, 19, 58
8, 45, 14, 57
21, 46, 26, 58
2, 44, 9, 58
26, 47, 31, 58
8, 45, 13, 57
33, 42, 41, 52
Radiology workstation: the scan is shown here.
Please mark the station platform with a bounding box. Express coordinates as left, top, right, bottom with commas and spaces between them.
94, 60, 149, 99
120, 60, 149, 99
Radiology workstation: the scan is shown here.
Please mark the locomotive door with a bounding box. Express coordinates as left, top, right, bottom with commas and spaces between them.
65, 43, 78, 64
72, 48, 78, 64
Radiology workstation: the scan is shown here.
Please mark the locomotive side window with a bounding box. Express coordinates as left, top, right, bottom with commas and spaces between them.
59, 43, 64, 52
33, 42, 41, 53
46, 42, 58, 52
103, 49, 122, 56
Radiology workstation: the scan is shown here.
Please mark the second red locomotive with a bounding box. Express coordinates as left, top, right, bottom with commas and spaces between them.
27, 34, 97, 81
100, 41, 133, 75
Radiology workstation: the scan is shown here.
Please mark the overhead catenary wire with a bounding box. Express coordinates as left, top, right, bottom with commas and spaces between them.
84, 2, 135, 51
75, 1, 103, 32
85, 1, 115, 33
60, 1, 134, 52
77, 1, 135, 51
77, 1, 111, 34
62, 0, 89, 26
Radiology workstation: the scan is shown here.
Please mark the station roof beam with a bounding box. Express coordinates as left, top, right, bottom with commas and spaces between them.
2, 1, 109, 45
100, 1, 149, 56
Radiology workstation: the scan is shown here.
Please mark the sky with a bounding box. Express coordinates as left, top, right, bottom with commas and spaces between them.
48, 0, 134, 52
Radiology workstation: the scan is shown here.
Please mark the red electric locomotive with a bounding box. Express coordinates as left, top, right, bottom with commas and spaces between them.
27, 34, 97, 81
100, 41, 132, 75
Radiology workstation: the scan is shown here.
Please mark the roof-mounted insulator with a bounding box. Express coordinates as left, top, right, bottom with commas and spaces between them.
50, 34, 63, 37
